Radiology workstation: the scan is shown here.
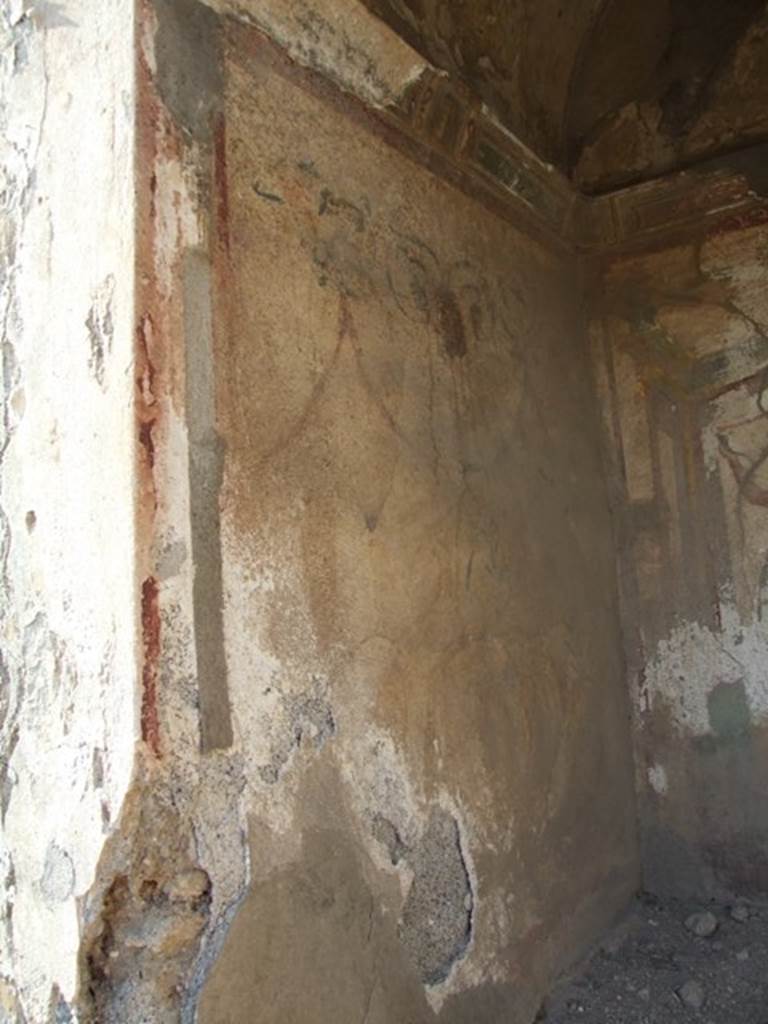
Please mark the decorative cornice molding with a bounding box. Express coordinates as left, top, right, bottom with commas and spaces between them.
587, 169, 768, 254
390, 69, 576, 240
387, 66, 768, 254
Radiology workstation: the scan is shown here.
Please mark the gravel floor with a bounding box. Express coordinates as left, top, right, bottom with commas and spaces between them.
541, 893, 768, 1023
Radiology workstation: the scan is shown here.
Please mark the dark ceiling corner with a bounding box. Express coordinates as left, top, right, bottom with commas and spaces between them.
358, 0, 768, 194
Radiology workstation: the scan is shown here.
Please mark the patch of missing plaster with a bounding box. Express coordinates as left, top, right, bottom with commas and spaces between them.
79, 784, 219, 1023
48, 983, 73, 1024
2, 340, 22, 440
0, 975, 27, 1024
0, 649, 11, 734
341, 726, 422, 861
85, 868, 211, 1020
92, 748, 105, 789
85, 274, 115, 389
371, 812, 408, 865
399, 808, 473, 987
642, 606, 768, 736
155, 534, 187, 581
257, 690, 335, 784
39, 842, 75, 904
0, 726, 18, 824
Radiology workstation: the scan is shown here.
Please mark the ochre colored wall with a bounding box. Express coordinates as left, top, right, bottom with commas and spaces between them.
197, 21, 638, 1023
593, 217, 768, 897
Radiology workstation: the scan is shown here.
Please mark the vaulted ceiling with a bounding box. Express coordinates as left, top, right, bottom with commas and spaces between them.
360, 0, 768, 193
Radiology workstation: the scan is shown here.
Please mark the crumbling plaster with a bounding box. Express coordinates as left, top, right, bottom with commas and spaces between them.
591, 215, 768, 896
575, 5, 768, 192
353, 0, 768, 193
3, 0, 768, 1022
80, 1, 639, 1020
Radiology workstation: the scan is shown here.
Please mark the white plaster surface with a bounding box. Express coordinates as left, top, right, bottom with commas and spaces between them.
0, 2, 137, 1017
641, 603, 768, 737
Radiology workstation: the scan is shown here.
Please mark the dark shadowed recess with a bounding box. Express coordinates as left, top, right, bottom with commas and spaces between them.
359, 0, 768, 191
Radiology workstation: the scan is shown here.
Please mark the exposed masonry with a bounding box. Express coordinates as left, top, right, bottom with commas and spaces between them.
256, 690, 336, 785
396, 809, 475, 987
368, 795, 475, 987
78, 751, 248, 1024
371, 812, 408, 866
81, 783, 213, 1024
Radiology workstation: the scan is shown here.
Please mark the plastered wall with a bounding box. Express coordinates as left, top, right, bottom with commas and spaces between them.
190, 16, 638, 1023
0, 2, 137, 1019
0, 1, 644, 1020
13, 0, 768, 1019
592, 214, 768, 897
10, 1, 739, 1020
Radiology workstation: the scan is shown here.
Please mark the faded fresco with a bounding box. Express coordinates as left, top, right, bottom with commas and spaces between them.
594, 218, 768, 896
193, 18, 638, 1024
